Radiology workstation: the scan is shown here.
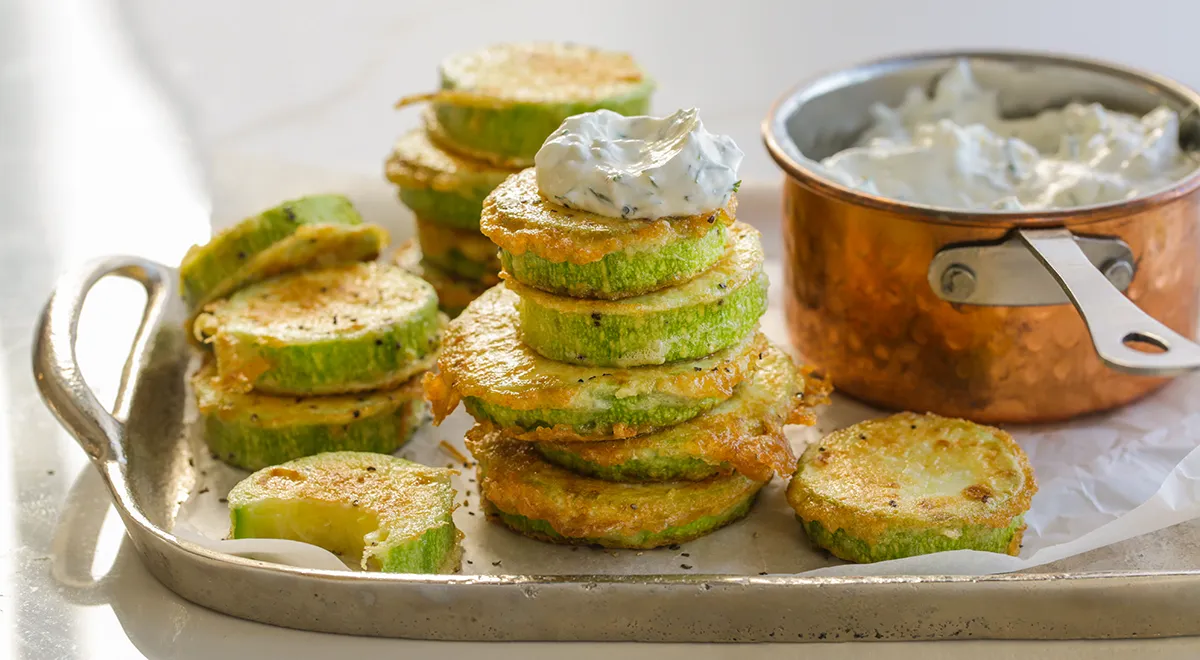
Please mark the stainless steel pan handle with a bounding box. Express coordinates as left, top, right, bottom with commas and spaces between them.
930, 228, 1200, 377
1018, 228, 1200, 377
33, 256, 174, 466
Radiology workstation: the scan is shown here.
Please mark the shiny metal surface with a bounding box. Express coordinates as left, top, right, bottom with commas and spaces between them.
928, 233, 1134, 306
764, 50, 1200, 422
1020, 229, 1200, 376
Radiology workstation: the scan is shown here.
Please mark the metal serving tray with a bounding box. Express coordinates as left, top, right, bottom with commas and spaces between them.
31, 244, 1200, 642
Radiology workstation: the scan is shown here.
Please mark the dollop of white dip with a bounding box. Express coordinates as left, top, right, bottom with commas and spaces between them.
534, 108, 743, 219
817, 60, 1198, 210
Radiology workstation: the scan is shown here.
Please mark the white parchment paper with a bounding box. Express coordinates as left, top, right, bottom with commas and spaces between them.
173, 172, 1200, 577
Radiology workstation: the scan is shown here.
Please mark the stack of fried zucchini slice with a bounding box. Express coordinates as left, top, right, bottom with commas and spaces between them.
184, 195, 462, 573
386, 43, 654, 316
182, 195, 446, 472
425, 168, 827, 550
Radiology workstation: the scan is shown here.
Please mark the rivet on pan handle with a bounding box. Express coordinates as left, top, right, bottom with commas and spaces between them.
1018, 228, 1200, 377
33, 256, 174, 465
928, 232, 1136, 306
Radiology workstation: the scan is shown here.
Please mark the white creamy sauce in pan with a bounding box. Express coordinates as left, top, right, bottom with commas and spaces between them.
817, 60, 1198, 211
535, 108, 743, 219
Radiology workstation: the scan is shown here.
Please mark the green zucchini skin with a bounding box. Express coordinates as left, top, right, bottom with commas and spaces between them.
414, 218, 500, 285
179, 194, 383, 311
428, 43, 654, 166
422, 250, 495, 284
228, 452, 460, 573
385, 128, 517, 230
534, 444, 719, 482
463, 394, 727, 441
484, 496, 757, 550
480, 169, 736, 293
533, 345, 805, 482
193, 365, 426, 471
430, 89, 652, 167
511, 223, 769, 367
470, 432, 763, 550
397, 188, 489, 230
797, 516, 1027, 564
427, 285, 768, 442
786, 412, 1036, 563
499, 220, 728, 299
194, 262, 443, 396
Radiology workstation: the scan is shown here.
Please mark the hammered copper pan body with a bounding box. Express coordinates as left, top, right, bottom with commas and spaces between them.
764, 51, 1200, 423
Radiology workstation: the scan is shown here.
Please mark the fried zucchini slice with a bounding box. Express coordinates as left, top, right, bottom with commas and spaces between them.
511, 223, 768, 367
786, 412, 1037, 563
179, 194, 386, 312
194, 262, 443, 396
499, 222, 729, 300
535, 345, 814, 482
414, 217, 500, 285
469, 430, 763, 549
384, 128, 518, 230
425, 285, 766, 441
482, 169, 735, 297
228, 452, 461, 573
393, 240, 490, 317
192, 363, 425, 471
398, 43, 654, 167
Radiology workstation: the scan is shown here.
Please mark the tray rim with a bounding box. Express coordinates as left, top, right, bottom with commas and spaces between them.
34, 254, 1200, 641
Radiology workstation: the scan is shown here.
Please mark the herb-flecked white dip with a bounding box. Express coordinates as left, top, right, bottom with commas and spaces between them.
534, 108, 743, 219
816, 60, 1198, 211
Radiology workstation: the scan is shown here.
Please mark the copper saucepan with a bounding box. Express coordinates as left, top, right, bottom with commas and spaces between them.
763, 51, 1200, 423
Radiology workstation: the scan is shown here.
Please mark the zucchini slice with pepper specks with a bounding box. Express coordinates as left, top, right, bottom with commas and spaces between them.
470, 429, 763, 549
535, 345, 813, 482
424, 284, 767, 441
385, 128, 518, 231
398, 43, 654, 168
193, 363, 426, 471
179, 194, 386, 312
228, 451, 461, 573
786, 412, 1037, 563
483, 169, 735, 299
414, 217, 501, 285
511, 222, 768, 367
194, 261, 443, 396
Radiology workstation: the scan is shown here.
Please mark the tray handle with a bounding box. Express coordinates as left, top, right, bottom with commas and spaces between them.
33, 256, 174, 466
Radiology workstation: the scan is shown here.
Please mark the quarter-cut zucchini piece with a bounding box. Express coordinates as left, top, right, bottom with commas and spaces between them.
511, 223, 768, 367
393, 240, 490, 317
415, 217, 500, 285
424, 284, 766, 441
194, 262, 443, 396
179, 194, 386, 311
786, 412, 1037, 563
228, 452, 461, 573
469, 430, 763, 549
535, 345, 817, 482
193, 363, 426, 471
398, 43, 654, 167
482, 170, 736, 295
385, 128, 518, 230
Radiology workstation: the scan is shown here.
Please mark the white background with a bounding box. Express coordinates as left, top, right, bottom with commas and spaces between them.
118, 0, 1200, 219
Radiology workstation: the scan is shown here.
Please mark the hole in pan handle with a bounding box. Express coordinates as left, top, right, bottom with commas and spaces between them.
1018, 228, 1200, 377
33, 256, 174, 466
